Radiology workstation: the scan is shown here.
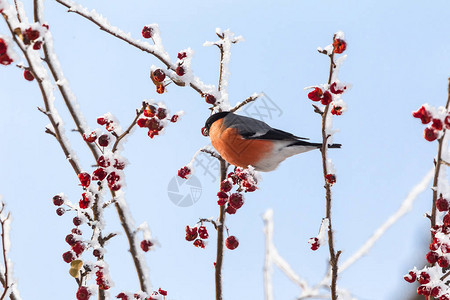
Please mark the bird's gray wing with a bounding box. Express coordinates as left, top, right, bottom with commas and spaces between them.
223, 113, 309, 141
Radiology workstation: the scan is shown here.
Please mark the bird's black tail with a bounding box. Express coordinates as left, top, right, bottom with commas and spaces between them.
288, 140, 342, 149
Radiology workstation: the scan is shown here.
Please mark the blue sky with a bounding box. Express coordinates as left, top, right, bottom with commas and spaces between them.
1, 0, 450, 299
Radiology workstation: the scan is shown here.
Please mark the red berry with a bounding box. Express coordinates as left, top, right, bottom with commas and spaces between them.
140, 240, 154, 252
157, 107, 167, 120
418, 271, 430, 284
24, 28, 40, 42
113, 159, 125, 170
98, 134, 110, 147
142, 26, 153, 39
72, 228, 82, 235
413, 106, 432, 124
441, 294, 450, 300
147, 118, 161, 131
144, 105, 157, 117
33, 41, 42, 50
176, 65, 185, 76
65, 234, 76, 246
201, 127, 209, 136
403, 271, 416, 283
97, 117, 108, 125
225, 236, 239, 250
198, 226, 209, 239
23, 69, 34, 81
445, 115, 450, 130
308, 87, 323, 102
170, 115, 179, 123
177, 52, 187, 60
76, 286, 91, 300
330, 82, 346, 94
331, 105, 343, 116
137, 118, 148, 128
325, 174, 336, 185
424, 127, 439, 142
178, 166, 191, 179
204, 94, 216, 105
0, 53, 12, 65
217, 199, 227, 206
156, 84, 165, 94
432, 287, 442, 298
193, 239, 205, 248
152, 69, 165, 83
220, 180, 233, 192
72, 241, 85, 255
226, 205, 236, 214
78, 172, 91, 188
321, 91, 332, 105
92, 168, 107, 181
79, 198, 90, 209
332, 39, 347, 54
53, 195, 64, 206
73, 216, 83, 226
185, 226, 198, 241
158, 288, 167, 296
444, 214, 450, 226
107, 172, 120, 186
97, 156, 110, 168
42, 24, 49, 30
0, 38, 7, 55
417, 285, 431, 296
116, 293, 129, 300
56, 207, 65, 216
228, 193, 244, 210
83, 132, 97, 143
432, 118, 443, 131
437, 196, 449, 212
439, 256, 449, 268
426, 251, 439, 264
309, 237, 320, 251
217, 191, 228, 200
62, 251, 75, 263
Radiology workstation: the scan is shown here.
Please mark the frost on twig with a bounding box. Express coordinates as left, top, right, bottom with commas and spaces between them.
0, 201, 21, 300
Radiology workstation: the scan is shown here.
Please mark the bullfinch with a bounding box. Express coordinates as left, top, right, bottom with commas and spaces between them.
203, 111, 341, 172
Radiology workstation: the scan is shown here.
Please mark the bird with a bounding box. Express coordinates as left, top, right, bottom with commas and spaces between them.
203, 111, 341, 172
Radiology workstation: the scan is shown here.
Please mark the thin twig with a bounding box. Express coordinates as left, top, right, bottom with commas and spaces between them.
198, 218, 218, 230
200, 149, 222, 160
0, 209, 10, 300
55, 0, 206, 95
111, 102, 147, 153
430, 78, 450, 243
230, 93, 262, 113
215, 159, 228, 300
319, 35, 340, 300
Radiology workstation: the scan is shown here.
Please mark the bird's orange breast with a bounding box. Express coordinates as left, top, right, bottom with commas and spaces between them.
209, 119, 274, 168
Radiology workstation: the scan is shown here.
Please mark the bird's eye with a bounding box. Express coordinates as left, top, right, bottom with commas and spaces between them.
201, 127, 209, 137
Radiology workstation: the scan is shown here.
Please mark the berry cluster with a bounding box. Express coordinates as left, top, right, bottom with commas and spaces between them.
137, 103, 180, 138
0, 37, 13, 66
116, 288, 167, 300
95, 266, 111, 290
216, 167, 258, 215
413, 104, 449, 142
325, 174, 337, 185
307, 81, 347, 115
175, 51, 187, 77
404, 195, 450, 298
185, 225, 209, 249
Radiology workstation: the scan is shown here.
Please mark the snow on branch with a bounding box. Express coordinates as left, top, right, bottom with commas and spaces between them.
55, 0, 215, 96
339, 168, 434, 273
